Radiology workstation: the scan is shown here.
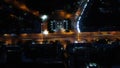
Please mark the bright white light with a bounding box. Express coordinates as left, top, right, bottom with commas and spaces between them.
43, 30, 49, 35
89, 63, 97, 67
4, 34, 9, 36
40, 15, 48, 21
76, 0, 90, 33
77, 17, 81, 33
74, 40, 78, 43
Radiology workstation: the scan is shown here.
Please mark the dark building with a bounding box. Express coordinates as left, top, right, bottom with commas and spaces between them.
0, 2, 42, 34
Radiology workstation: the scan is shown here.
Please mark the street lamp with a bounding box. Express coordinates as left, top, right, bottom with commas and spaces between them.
40, 14, 48, 22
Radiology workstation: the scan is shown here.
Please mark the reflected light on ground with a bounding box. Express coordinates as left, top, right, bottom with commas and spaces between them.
20, 33, 28, 37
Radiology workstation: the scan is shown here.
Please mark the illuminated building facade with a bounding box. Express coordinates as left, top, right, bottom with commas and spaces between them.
47, 19, 71, 33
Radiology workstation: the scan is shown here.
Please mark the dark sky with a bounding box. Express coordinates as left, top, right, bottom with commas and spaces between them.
25, 0, 77, 13
79, 0, 120, 31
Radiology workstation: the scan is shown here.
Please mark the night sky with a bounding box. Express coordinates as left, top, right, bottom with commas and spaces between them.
79, 0, 120, 31
24, 0, 77, 13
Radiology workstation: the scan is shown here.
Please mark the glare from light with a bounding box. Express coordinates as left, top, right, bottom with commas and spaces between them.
43, 30, 49, 35
40, 15, 48, 21
74, 40, 78, 43
60, 28, 65, 32
76, 0, 90, 33
89, 62, 97, 67
77, 17, 81, 33
4, 34, 9, 36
